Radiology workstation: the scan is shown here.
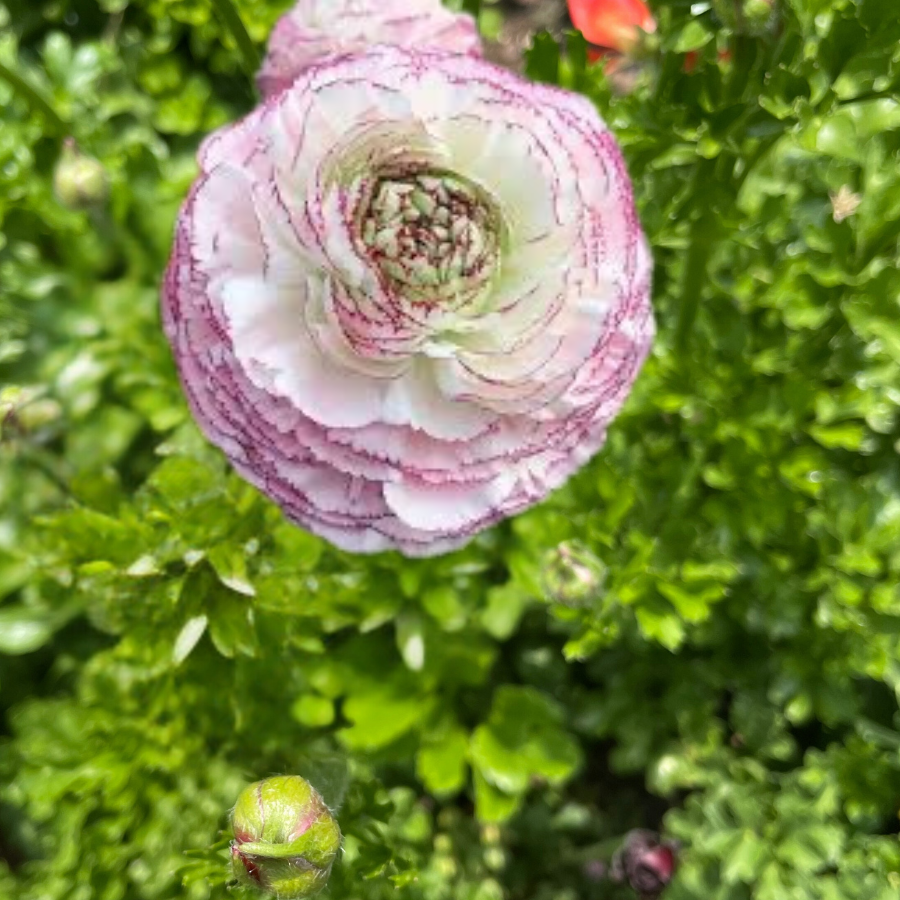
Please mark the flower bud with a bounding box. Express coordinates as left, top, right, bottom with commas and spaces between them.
540, 540, 607, 607
16, 398, 63, 432
230, 776, 341, 899
0, 387, 61, 439
609, 830, 678, 898
53, 139, 108, 210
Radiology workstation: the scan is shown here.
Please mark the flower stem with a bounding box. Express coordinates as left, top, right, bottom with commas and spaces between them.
208, 0, 260, 79
0, 60, 67, 134
837, 90, 898, 107
675, 220, 710, 349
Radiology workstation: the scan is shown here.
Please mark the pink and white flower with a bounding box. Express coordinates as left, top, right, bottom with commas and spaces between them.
257, 0, 482, 97
162, 46, 654, 557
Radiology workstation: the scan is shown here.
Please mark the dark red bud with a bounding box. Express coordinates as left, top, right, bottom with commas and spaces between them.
610, 830, 679, 898
633, 844, 676, 892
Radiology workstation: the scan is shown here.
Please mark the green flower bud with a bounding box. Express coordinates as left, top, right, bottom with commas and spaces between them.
53, 139, 108, 210
540, 540, 607, 608
0, 387, 61, 439
230, 776, 341, 899
16, 398, 63, 432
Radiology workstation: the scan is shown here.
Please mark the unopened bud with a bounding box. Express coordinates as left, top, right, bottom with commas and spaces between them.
540, 540, 607, 607
54, 139, 108, 210
230, 776, 341, 899
610, 830, 678, 898
0, 387, 61, 439
16, 398, 63, 431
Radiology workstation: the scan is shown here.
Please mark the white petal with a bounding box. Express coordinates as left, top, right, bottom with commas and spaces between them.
379, 358, 496, 440
219, 275, 384, 428
384, 471, 516, 532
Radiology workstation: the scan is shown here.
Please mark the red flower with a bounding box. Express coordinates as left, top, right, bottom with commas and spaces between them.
568, 0, 656, 55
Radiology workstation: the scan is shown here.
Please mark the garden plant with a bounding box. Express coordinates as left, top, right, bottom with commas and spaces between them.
1, 1, 900, 899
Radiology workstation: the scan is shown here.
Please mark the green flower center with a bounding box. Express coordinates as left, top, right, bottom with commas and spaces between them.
360, 171, 501, 306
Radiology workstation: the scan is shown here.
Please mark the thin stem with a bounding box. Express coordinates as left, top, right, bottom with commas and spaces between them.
675, 159, 717, 348
0, 59, 67, 133
734, 132, 783, 193
104, 11, 125, 44
208, 0, 261, 79
837, 89, 899, 107
675, 220, 711, 349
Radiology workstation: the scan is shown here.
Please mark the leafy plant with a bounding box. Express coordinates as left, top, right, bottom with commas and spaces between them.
1, 2, 899, 899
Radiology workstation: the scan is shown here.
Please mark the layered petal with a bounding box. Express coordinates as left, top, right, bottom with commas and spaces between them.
162, 46, 654, 557
257, 0, 482, 97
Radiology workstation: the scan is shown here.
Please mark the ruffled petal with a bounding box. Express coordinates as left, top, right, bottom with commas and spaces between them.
257, 0, 482, 97
162, 46, 654, 557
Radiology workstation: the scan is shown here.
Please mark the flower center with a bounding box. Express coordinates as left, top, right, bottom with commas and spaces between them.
360, 171, 500, 306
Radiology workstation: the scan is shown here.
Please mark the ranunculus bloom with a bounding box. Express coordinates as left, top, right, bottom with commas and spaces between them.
257, 0, 482, 97
162, 46, 654, 557
568, 0, 656, 55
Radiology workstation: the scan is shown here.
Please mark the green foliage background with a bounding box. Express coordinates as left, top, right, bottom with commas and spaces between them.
1, 1, 900, 898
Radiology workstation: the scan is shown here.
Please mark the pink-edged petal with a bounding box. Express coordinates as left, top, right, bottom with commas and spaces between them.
162, 45, 654, 558
384, 470, 517, 532
257, 0, 482, 98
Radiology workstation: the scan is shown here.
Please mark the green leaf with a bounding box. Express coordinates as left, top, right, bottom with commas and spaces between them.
567, 30, 589, 79
172, 615, 208, 665
0, 58, 68, 133
525, 32, 561, 85
635, 607, 686, 651
396, 612, 426, 672
207, 591, 257, 658
470, 687, 582, 796
658, 581, 726, 622
673, 20, 714, 53
208, 0, 261, 79
0, 607, 58, 654
292, 694, 335, 728
207, 544, 256, 597
340, 686, 433, 751
473, 771, 522, 824
417, 726, 469, 796
809, 422, 868, 451
816, 115, 860, 160
722, 829, 769, 883
480, 583, 529, 640
461, 0, 481, 18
